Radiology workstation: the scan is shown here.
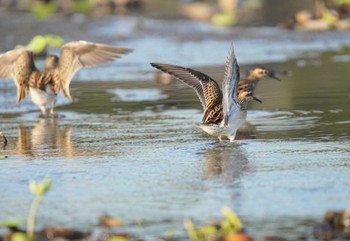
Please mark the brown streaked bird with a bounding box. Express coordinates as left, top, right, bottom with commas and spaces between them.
238, 66, 281, 108
0, 40, 132, 116
151, 45, 261, 142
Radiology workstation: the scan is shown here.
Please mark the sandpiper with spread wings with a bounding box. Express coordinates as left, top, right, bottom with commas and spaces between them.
151, 46, 262, 142
0, 40, 132, 116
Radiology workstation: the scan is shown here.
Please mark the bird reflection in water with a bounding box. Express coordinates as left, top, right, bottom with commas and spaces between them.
0, 131, 8, 149
17, 118, 73, 157
202, 125, 256, 179
202, 143, 249, 181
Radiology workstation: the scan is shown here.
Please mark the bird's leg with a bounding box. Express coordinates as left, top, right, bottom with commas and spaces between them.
50, 100, 56, 116
218, 136, 223, 142
50, 106, 55, 115
228, 135, 236, 143
39, 105, 47, 117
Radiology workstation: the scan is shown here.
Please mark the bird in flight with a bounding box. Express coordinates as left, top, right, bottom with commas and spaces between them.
0, 40, 132, 116
151, 46, 279, 142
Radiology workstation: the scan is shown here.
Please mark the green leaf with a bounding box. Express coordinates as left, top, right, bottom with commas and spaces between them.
199, 225, 217, 235
221, 207, 243, 233
26, 35, 47, 55
71, 0, 92, 13
11, 232, 30, 241
184, 218, 199, 241
322, 9, 338, 25
0, 218, 26, 227
44, 35, 64, 48
29, 1, 58, 19
107, 237, 128, 241
333, 0, 350, 6
29, 177, 52, 195
211, 13, 236, 26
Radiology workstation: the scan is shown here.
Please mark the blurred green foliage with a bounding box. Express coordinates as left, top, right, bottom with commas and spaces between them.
70, 0, 92, 13
29, 1, 58, 19
184, 207, 243, 241
16, 35, 64, 55
28, 0, 91, 19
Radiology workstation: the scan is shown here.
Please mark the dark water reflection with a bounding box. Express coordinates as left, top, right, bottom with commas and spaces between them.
16, 119, 73, 157
1, 44, 350, 240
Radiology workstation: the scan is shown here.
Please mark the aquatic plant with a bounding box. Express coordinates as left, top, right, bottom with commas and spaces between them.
184, 206, 252, 241
27, 177, 52, 239
0, 177, 52, 241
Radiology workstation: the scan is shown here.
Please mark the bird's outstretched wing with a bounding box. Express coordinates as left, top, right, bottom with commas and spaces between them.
150, 63, 223, 123
221, 45, 240, 126
0, 48, 36, 103
150, 63, 222, 110
58, 40, 132, 100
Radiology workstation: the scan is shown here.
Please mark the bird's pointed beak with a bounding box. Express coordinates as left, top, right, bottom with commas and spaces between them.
253, 96, 262, 103
267, 71, 281, 81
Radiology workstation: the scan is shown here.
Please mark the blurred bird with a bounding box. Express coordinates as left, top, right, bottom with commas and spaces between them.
151, 45, 260, 142
0, 40, 132, 116
238, 66, 281, 108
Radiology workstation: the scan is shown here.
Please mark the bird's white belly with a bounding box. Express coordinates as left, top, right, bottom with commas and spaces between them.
29, 87, 56, 107
225, 110, 247, 132
197, 109, 247, 141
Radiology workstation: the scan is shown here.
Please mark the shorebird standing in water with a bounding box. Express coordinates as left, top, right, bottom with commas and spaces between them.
0, 41, 132, 116
151, 46, 263, 142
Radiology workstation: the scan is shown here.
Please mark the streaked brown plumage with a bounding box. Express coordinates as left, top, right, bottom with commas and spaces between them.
0, 40, 132, 116
151, 46, 282, 142
149, 64, 274, 125
149, 64, 224, 124
151, 46, 245, 142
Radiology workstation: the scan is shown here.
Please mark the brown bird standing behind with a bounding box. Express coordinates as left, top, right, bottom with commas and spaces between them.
238, 66, 281, 108
0, 40, 132, 116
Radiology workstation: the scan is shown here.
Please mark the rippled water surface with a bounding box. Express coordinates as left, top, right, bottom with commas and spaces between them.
1, 16, 350, 241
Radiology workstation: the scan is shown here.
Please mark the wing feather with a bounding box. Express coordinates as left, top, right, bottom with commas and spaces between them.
58, 41, 132, 99
222, 45, 240, 126
150, 63, 222, 111
0, 48, 36, 103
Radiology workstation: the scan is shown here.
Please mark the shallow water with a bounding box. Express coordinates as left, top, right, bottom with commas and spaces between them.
1, 16, 350, 240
